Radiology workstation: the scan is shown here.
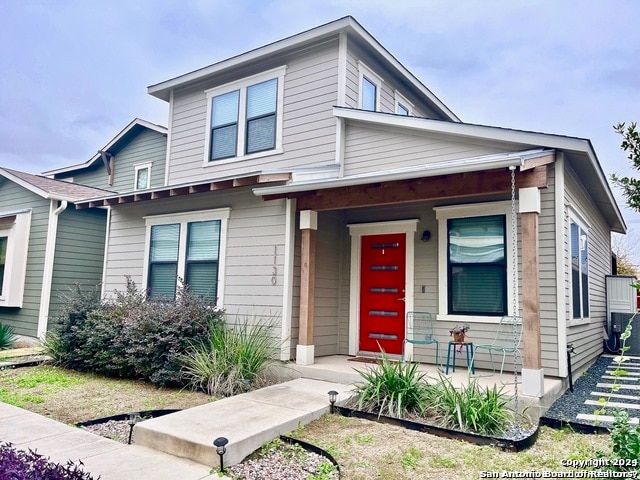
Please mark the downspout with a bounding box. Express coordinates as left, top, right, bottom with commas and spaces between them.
37, 199, 68, 339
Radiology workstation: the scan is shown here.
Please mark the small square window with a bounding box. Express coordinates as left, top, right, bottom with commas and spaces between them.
396, 103, 409, 116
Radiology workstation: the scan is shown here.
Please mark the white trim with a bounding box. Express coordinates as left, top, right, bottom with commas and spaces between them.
394, 90, 413, 115
281, 198, 296, 361
0, 210, 32, 309
164, 90, 174, 186
337, 32, 347, 106
100, 207, 112, 299
358, 61, 381, 111
434, 201, 518, 321
203, 66, 286, 166
347, 219, 418, 356
37, 201, 67, 337
143, 208, 231, 306
134, 162, 153, 190
555, 155, 568, 377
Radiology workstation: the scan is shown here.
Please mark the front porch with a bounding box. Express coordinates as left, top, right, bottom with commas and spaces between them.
285, 355, 566, 419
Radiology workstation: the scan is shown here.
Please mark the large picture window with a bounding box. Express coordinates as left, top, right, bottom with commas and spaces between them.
571, 220, 589, 319
144, 209, 229, 304
205, 67, 285, 164
447, 215, 507, 316
435, 201, 516, 322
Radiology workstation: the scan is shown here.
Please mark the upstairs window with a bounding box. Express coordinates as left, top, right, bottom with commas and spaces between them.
358, 62, 381, 112
134, 162, 152, 190
396, 103, 409, 116
571, 219, 590, 319
394, 91, 412, 116
205, 67, 285, 164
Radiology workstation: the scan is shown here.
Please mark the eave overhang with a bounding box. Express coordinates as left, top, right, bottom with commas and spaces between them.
74, 172, 292, 209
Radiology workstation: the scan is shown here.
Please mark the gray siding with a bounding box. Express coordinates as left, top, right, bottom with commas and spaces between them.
48, 208, 107, 322
565, 162, 611, 373
342, 123, 524, 177
0, 181, 50, 337
167, 40, 340, 185
103, 190, 287, 321
58, 128, 167, 192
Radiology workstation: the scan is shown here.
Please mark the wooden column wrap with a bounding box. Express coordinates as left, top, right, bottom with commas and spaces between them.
521, 211, 541, 370
299, 228, 316, 346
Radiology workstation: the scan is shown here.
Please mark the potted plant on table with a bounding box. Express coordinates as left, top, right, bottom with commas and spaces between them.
449, 324, 470, 346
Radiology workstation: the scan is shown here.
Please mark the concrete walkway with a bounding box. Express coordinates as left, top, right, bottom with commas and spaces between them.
0, 378, 352, 478
0, 401, 216, 480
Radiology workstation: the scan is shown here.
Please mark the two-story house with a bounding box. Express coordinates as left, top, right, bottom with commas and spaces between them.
68, 16, 624, 398
0, 118, 167, 340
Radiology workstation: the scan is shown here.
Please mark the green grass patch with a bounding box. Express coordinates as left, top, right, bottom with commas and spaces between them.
0, 347, 44, 359
0, 388, 45, 408
13, 367, 86, 390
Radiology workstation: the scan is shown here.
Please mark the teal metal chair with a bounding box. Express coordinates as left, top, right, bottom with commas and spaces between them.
403, 312, 440, 367
472, 315, 522, 381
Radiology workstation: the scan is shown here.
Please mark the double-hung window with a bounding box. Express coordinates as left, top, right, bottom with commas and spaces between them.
145, 209, 229, 303
570, 219, 589, 319
205, 67, 285, 163
435, 202, 517, 321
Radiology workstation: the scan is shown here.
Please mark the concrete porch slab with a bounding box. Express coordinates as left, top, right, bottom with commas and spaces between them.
134, 378, 353, 467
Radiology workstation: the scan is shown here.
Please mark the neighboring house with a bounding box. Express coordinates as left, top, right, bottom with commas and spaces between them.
0, 169, 110, 339
72, 16, 625, 398
0, 118, 167, 340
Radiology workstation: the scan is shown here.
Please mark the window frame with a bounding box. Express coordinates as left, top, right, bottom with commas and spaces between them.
0, 210, 32, 308
143, 208, 230, 305
394, 91, 413, 116
203, 66, 286, 166
358, 62, 381, 111
435, 201, 518, 324
568, 212, 590, 324
134, 162, 152, 190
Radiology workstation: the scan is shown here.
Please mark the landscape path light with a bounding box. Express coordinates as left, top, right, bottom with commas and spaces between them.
214, 436, 229, 473
328, 390, 338, 414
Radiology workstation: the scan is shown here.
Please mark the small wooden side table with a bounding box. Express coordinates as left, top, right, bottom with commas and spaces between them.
445, 341, 475, 374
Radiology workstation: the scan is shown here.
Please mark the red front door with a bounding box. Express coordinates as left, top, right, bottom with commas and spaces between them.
359, 233, 406, 354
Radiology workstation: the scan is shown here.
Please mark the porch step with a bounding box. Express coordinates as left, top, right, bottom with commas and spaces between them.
133, 378, 352, 468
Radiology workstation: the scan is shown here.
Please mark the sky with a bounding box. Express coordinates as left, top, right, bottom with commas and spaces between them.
1, 0, 639, 261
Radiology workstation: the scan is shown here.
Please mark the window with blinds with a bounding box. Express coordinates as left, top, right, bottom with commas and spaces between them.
246, 79, 277, 154
210, 90, 240, 160
447, 215, 507, 315
148, 224, 180, 300
185, 220, 220, 301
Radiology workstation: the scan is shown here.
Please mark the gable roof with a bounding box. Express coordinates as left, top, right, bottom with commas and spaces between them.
255, 107, 626, 234
147, 16, 459, 122
42, 118, 167, 177
0, 167, 113, 202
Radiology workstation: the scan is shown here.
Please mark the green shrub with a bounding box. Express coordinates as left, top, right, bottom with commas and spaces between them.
425, 375, 511, 435
45, 278, 223, 386
182, 315, 278, 396
353, 353, 430, 418
0, 323, 17, 350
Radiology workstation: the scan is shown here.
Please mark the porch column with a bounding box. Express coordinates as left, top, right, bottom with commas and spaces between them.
519, 187, 544, 397
297, 210, 317, 365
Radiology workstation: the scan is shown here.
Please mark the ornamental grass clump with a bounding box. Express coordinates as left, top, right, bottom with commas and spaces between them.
353, 352, 430, 419
425, 374, 511, 435
0, 323, 17, 350
181, 315, 279, 397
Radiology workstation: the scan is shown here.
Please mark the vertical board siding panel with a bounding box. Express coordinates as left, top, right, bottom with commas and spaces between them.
313, 212, 342, 356
0, 182, 50, 337
167, 41, 340, 185
48, 209, 107, 321
565, 163, 611, 373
